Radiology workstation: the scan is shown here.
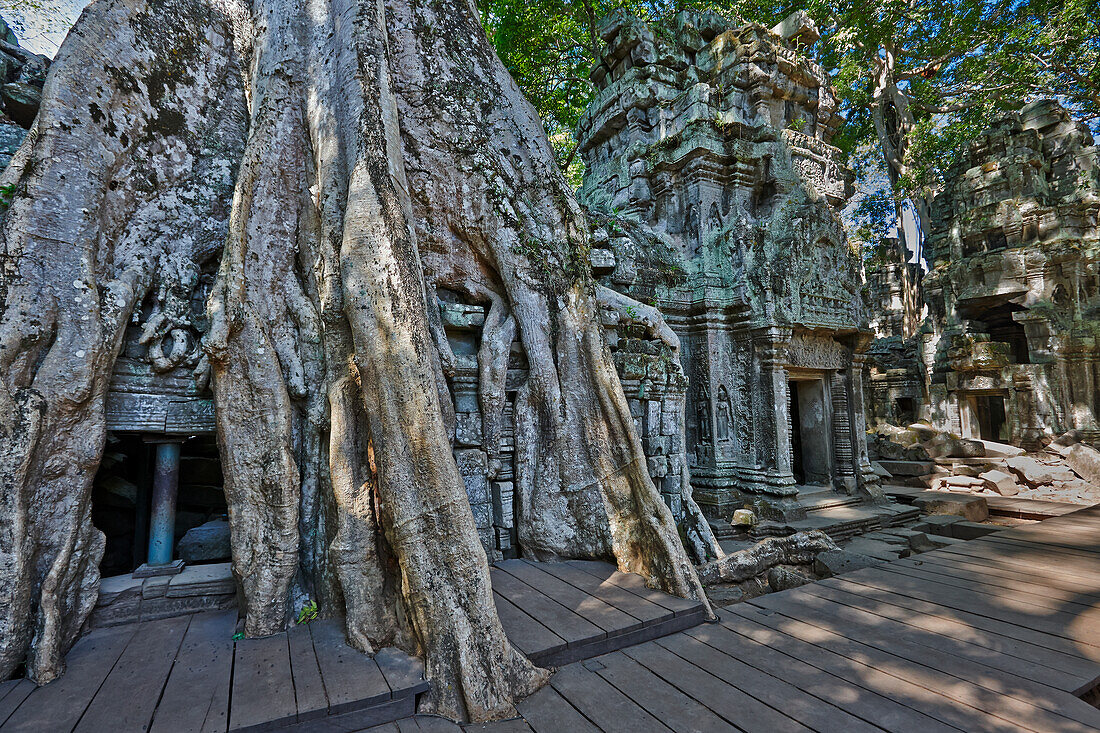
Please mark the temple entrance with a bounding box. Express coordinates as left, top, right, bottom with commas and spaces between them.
970, 394, 1008, 442
91, 434, 227, 577
788, 375, 833, 486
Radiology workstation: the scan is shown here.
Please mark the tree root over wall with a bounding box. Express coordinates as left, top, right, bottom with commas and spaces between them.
0, 0, 710, 721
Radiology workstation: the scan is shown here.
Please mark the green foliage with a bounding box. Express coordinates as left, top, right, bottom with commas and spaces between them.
479, 0, 1098, 260
296, 600, 318, 625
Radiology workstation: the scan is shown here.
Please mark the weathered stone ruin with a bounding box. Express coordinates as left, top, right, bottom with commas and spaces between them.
923, 99, 1100, 448
575, 10, 880, 522
864, 237, 925, 429
866, 99, 1100, 452
0, 19, 47, 169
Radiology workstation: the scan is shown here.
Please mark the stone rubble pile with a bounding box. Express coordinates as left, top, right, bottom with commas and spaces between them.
870, 421, 1100, 505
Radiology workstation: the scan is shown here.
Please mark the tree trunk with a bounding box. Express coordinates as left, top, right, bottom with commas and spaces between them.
870, 52, 932, 265
0, 0, 710, 720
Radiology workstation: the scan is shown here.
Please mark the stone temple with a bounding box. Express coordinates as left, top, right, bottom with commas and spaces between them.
866, 99, 1100, 449
575, 10, 880, 522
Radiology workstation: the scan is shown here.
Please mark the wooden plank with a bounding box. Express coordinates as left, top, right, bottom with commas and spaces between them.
229, 632, 297, 731
825, 576, 1100, 679
75, 615, 190, 733
2, 625, 137, 733
911, 551, 1100, 603
931, 541, 1100, 589
151, 610, 237, 733
671, 625, 883, 733
496, 560, 642, 634
548, 662, 670, 733
0, 681, 35, 728
288, 624, 328, 721
802, 580, 1094, 693
881, 560, 1095, 615
620, 639, 810, 732
490, 569, 603, 645
750, 589, 1100, 730
515, 683, 599, 733
587, 651, 731, 733
841, 565, 1100, 649
533, 561, 671, 624
565, 561, 697, 615
719, 609, 984, 733
374, 647, 429, 697
947, 540, 1100, 582
394, 718, 421, 733
493, 592, 566, 658
310, 618, 391, 714
412, 715, 463, 732
979, 533, 1100, 560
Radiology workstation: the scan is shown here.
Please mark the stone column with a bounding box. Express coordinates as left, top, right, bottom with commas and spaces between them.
848, 349, 883, 500
752, 327, 802, 520
134, 438, 186, 578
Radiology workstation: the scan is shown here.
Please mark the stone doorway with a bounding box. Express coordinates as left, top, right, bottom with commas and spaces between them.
788, 375, 833, 487
91, 434, 227, 576
965, 393, 1008, 442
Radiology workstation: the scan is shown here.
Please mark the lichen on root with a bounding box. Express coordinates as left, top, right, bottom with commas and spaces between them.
0, 0, 709, 721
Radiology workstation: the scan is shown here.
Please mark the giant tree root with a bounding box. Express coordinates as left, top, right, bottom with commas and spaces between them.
0, 0, 709, 720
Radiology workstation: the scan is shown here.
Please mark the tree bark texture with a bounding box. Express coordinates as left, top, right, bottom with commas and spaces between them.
0, 0, 710, 720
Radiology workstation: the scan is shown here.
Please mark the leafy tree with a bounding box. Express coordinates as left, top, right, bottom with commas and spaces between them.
480, 1, 1099, 264
478, 0, 662, 184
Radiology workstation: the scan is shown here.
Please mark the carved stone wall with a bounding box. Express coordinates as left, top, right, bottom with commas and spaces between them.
870, 100, 1100, 448
578, 10, 877, 520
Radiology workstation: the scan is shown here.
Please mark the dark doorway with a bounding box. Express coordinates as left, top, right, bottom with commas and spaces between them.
894, 397, 917, 425
790, 383, 804, 484
92, 434, 227, 577
789, 378, 832, 485
973, 395, 1008, 442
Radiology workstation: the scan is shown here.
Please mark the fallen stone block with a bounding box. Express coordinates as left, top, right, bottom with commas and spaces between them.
871, 461, 893, 479
931, 475, 986, 492
1048, 430, 1083, 457
925, 433, 986, 459
911, 514, 965, 535
1064, 443, 1100, 486
978, 469, 1020, 496
767, 567, 813, 592
813, 549, 885, 577
177, 519, 231, 563
1005, 456, 1055, 488
975, 440, 1024, 458
877, 460, 935, 477
706, 584, 745, 606
914, 492, 989, 522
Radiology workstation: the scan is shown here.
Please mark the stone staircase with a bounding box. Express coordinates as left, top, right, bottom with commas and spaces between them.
753, 486, 921, 542
709, 486, 921, 544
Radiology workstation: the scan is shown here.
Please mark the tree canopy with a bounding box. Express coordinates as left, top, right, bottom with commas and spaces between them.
478, 0, 1100, 258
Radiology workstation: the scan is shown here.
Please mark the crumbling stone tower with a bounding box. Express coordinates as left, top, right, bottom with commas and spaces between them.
921, 100, 1100, 448
577, 10, 879, 521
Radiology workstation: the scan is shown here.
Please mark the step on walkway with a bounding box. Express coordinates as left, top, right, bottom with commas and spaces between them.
491, 559, 709, 668
0, 614, 428, 733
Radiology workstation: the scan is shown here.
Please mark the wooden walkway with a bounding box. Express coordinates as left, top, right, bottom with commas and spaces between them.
392, 504, 1100, 732
492, 559, 708, 667
0, 614, 427, 733
4, 509, 1098, 732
